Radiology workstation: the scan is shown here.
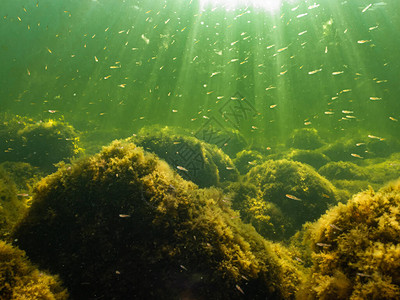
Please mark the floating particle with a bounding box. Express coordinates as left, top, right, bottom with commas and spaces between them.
141, 34, 150, 44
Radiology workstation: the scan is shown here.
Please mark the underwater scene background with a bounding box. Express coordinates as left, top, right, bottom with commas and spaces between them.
1, 0, 400, 299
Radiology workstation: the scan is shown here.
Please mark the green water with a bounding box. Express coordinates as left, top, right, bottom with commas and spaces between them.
2, 1, 400, 298
2, 0, 399, 147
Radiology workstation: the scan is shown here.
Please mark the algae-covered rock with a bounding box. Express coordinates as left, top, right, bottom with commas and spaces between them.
0, 169, 27, 239
132, 126, 239, 187
233, 150, 265, 175
298, 180, 400, 299
13, 140, 303, 299
365, 153, 400, 185
18, 118, 83, 171
285, 149, 331, 170
245, 159, 339, 236
194, 125, 247, 157
0, 241, 68, 300
318, 161, 368, 181
287, 128, 324, 150
0, 113, 83, 172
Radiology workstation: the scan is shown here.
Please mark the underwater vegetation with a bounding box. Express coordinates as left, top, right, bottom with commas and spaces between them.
227, 181, 289, 241
0, 168, 27, 239
284, 149, 331, 170
0, 113, 83, 172
13, 140, 303, 299
0, 161, 43, 192
298, 180, 400, 299
132, 125, 239, 187
244, 159, 340, 237
0, 241, 68, 300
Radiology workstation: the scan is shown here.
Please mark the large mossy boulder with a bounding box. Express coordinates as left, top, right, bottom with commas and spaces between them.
0, 241, 68, 299
244, 159, 340, 236
298, 180, 400, 299
132, 126, 239, 187
13, 141, 303, 299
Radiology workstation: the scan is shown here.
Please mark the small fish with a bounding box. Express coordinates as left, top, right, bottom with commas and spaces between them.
370, 97, 382, 101
356, 272, 372, 277
119, 214, 130, 218
357, 40, 371, 44
286, 194, 302, 201
329, 224, 343, 231
361, 4, 372, 13
324, 111, 334, 115
342, 110, 354, 114
351, 153, 363, 159
389, 117, 398, 122
94, 56, 98, 62
235, 285, 245, 295
298, 30, 307, 36
180, 265, 188, 271
270, 104, 277, 109
118, 84, 126, 88
48, 110, 57, 113
17, 193, 30, 197
356, 143, 365, 146
294, 257, 304, 263
304, 121, 312, 125
308, 69, 322, 75
297, 13, 308, 18
277, 47, 288, 52
368, 135, 382, 140
332, 71, 344, 75
316, 243, 331, 247
177, 166, 188, 172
